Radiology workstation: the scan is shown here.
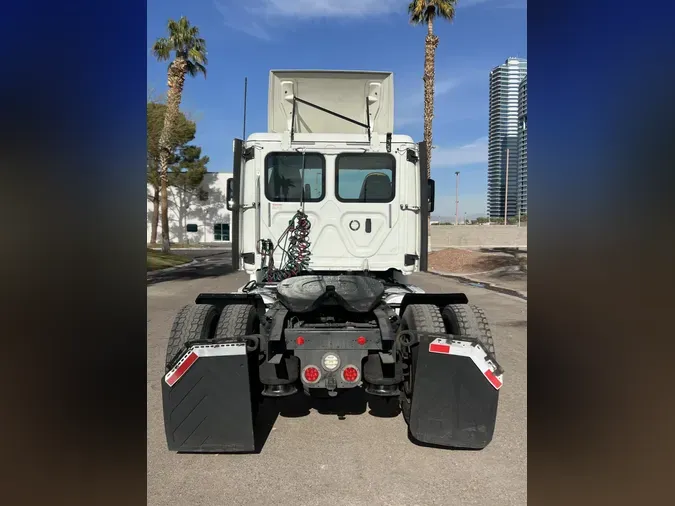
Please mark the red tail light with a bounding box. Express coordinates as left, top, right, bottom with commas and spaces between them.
302, 365, 321, 384
342, 366, 360, 383
357, 336, 367, 345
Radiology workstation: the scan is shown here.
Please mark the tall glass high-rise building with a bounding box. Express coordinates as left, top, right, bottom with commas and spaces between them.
487, 57, 527, 219
517, 75, 528, 216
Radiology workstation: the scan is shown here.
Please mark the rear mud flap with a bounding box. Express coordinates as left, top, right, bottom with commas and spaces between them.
409, 336, 503, 450
162, 342, 258, 453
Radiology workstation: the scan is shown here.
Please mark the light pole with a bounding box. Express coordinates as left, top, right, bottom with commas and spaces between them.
455, 171, 460, 226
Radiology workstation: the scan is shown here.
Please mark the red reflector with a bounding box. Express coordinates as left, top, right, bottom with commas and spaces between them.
342, 366, 359, 383
296, 336, 305, 345
429, 343, 451, 354
357, 336, 366, 345
485, 369, 503, 389
165, 351, 198, 386
303, 366, 319, 383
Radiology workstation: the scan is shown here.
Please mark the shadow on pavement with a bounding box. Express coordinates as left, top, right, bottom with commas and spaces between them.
251, 391, 387, 453
273, 388, 400, 420
253, 398, 280, 453
478, 247, 528, 272
406, 430, 485, 451
485, 270, 527, 282
147, 253, 234, 285
478, 247, 527, 255
367, 395, 401, 418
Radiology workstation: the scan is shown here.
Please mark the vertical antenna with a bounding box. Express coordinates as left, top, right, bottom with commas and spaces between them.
242, 77, 248, 140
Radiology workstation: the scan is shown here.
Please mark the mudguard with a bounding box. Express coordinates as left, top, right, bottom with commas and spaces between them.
162, 341, 257, 453
409, 335, 503, 449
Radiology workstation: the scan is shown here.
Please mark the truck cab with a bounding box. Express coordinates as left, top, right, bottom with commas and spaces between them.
226, 70, 434, 281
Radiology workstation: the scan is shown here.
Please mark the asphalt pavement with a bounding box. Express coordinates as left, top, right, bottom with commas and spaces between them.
147, 254, 527, 506
146, 248, 234, 285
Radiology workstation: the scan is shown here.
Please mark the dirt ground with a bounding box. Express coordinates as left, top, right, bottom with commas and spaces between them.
428, 247, 526, 274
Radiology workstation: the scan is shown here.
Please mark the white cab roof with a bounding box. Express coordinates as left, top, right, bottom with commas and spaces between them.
268, 70, 394, 135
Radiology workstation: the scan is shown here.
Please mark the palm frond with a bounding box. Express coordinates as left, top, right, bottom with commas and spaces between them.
186, 61, 207, 78
408, 0, 457, 24
152, 38, 172, 60
188, 46, 208, 66
167, 18, 182, 37
408, 0, 427, 24
153, 16, 208, 77
433, 0, 456, 21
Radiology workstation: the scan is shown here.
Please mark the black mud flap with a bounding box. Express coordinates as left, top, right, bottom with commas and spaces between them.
409, 335, 503, 450
162, 342, 258, 453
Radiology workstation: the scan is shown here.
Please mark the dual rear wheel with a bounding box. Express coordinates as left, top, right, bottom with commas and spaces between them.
165, 303, 259, 371
164, 301, 495, 425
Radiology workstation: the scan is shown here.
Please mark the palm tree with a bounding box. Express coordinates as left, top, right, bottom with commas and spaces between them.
147, 101, 197, 245
153, 17, 207, 253
408, 1, 456, 180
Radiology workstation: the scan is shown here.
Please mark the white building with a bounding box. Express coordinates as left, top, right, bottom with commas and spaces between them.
146, 171, 233, 244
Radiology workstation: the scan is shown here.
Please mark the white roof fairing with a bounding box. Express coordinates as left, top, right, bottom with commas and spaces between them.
268, 70, 394, 135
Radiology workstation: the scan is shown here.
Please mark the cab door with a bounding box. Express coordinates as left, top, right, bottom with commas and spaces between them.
322, 152, 402, 271
259, 150, 327, 271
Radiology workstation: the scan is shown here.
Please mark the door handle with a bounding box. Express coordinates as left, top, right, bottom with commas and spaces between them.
365, 218, 372, 233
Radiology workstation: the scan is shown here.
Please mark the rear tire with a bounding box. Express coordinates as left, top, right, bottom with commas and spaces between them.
399, 304, 446, 423
165, 304, 219, 372
214, 303, 260, 339
214, 304, 264, 411
442, 304, 496, 356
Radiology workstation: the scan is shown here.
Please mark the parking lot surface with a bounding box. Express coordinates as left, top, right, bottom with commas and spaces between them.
147, 260, 526, 506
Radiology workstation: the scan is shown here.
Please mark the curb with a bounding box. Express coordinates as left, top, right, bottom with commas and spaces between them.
429, 245, 527, 251
177, 250, 231, 259
452, 265, 523, 276
428, 269, 527, 301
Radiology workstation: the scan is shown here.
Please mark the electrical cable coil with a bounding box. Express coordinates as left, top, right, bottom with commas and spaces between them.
258, 210, 312, 282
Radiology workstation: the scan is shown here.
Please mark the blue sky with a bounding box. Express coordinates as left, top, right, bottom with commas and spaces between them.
147, 0, 526, 218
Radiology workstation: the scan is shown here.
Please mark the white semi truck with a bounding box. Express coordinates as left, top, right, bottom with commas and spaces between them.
162, 70, 503, 453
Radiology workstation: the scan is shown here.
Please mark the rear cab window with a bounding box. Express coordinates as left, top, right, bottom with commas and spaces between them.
265, 152, 326, 202
336, 153, 396, 203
